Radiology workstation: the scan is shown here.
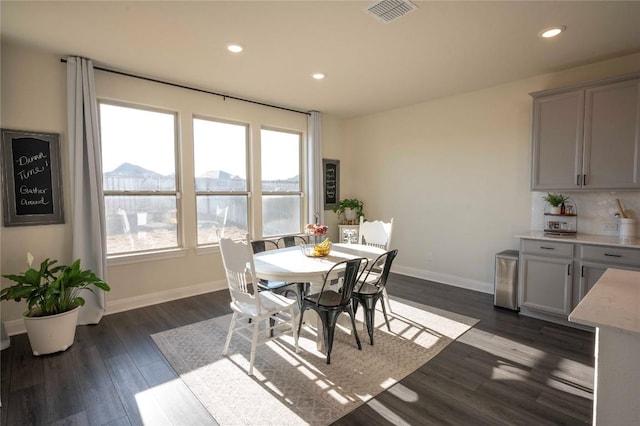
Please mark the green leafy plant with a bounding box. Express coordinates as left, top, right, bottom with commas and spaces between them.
542, 193, 569, 207
1, 254, 110, 317
332, 198, 365, 220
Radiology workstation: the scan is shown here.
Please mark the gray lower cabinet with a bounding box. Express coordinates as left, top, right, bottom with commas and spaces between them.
519, 239, 574, 316
519, 238, 640, 325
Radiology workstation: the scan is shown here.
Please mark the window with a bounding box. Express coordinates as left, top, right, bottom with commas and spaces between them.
193, 117, 249, 245
99, 102, 180, 255
261, 128, 302, 237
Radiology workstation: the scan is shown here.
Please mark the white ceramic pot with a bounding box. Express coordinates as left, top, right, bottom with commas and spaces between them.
550, 206, 562, 214
23, 305, 80, 356
344, 207, 357, 221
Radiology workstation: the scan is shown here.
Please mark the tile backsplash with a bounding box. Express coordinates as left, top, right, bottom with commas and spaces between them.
531, 191, 640, 236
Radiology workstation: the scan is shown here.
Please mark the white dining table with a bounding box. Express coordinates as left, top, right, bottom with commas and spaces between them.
253, 243, 385, 285
253, 243, 386, 350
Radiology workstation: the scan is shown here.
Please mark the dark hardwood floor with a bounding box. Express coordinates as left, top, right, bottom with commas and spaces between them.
0, 274, 594, 425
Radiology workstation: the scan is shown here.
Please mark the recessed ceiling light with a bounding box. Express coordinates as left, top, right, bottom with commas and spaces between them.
312, 73, 325, 80
226, 44, 244, 53
539, 26, 566, 39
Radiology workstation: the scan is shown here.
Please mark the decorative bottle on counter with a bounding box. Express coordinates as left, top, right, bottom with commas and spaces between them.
561, 202, 566, 215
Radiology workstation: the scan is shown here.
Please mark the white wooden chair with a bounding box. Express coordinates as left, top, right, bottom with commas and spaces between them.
219, 235, 299, 376
358, 217, 394, 312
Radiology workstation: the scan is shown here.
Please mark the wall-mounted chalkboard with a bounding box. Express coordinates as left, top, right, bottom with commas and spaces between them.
322, 159, 340, 210
1, 129, 64, 226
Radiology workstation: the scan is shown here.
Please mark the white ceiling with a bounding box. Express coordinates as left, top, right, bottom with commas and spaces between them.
2, 1, 640, 118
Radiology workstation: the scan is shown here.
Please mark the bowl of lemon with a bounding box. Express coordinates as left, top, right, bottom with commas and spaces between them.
301, 238, 332, 257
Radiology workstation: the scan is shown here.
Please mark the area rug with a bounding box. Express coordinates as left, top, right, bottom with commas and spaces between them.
151, 297, 478, 425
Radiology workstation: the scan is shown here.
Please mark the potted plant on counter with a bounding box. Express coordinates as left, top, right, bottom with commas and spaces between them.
543, 193, 569, 214
333, 198, 365, 224
1, 253, 110, 356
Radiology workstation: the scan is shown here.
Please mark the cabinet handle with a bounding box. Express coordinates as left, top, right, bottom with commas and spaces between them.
567, 264, 571, 276
583, 174, 587, 186
577, 174, 581, 186
540, 246, 555, 250
604, 253, 622, 258
581, 265, 584, 277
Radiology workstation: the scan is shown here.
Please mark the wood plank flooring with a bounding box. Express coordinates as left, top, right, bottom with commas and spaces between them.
0, 274, 594, 425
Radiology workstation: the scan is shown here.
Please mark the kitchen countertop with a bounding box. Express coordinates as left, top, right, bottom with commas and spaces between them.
516, 231, 640, 249
569, 268, 640, 334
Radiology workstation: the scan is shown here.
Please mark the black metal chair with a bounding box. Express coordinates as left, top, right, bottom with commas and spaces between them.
297, 257, 367, 364
277, 235, 308, 248
351, 249, 398, 345
251, 239, 299, 297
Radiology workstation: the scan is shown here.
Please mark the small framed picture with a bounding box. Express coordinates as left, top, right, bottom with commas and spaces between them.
322, 159, 339, 210
1, 129, 64, 226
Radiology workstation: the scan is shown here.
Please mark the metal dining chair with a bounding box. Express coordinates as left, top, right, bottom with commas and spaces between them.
358, 217, 394, 313
297, 257, 367, 364
352, 249, 398, 345
276, 235, 308, 248
250, 239, 298, 296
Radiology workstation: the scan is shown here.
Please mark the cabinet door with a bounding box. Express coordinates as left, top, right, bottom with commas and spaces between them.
583, 79, 640, 189
578, 262, 640, 301
531, 90, 584, 190
520, 254, 573, 316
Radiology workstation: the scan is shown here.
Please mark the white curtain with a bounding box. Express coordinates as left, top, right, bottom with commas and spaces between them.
307, 111, 324, 224
66, 57, 107, 325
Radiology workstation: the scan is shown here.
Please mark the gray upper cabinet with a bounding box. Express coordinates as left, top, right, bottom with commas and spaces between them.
531, 74, 640, 191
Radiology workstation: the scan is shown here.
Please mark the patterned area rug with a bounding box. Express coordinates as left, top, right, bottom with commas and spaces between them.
151, 297, 478, 425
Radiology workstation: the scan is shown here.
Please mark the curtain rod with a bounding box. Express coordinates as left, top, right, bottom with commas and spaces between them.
60, 58, 311, 116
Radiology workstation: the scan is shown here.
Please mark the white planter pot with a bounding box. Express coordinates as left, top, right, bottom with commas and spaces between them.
550, 206, 562, 214
344, 208, 357, 221
23, 306, 80, 356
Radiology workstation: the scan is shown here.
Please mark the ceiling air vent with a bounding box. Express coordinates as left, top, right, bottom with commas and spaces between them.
366, 0, 417, 23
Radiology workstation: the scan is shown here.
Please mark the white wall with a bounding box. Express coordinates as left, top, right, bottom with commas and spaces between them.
0, 40, 317, 328
344, 52, 640, 293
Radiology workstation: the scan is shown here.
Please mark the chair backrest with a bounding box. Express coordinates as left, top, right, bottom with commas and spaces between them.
316, 258, 367, 307
277, 235, 307, 248
251, 239, 279, 253
359, 217, 393, 250
219, 236, 261, 308
357, 249, 399, 293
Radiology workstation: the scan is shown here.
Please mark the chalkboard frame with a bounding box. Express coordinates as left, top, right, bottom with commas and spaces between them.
322, 158, 340, 210
1, 129, 64, 227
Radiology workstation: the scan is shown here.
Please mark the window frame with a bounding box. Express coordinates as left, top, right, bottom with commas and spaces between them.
193, 115, 251, 246
98, 99, 183, 256
260, 126, 305, 238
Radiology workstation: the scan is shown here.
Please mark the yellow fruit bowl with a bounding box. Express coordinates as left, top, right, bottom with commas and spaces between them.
301, 241, 332, 257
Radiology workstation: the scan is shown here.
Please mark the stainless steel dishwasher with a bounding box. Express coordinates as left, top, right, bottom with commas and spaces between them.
494, 249, 519, 311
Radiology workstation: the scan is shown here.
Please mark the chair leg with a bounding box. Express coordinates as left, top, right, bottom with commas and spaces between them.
382, 287, 393, 313
291, 306, 300, 353
319, 310, 341, 364
379, 295, 391, 331
347, 306, 362, 350
359, 296, 377, 345
248, 317, 260, 376
222, 312, 238, 356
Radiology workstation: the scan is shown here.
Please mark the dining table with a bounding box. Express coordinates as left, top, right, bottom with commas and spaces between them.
253, 242, 386, 350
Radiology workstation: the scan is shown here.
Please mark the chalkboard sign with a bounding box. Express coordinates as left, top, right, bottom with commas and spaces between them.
2, 129, 64, 226
322, 159, 340, 210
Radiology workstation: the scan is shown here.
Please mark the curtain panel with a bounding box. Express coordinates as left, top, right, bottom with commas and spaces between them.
66, 57, 107, 324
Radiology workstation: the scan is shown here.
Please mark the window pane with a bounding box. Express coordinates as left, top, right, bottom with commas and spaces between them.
261, 129, 300, 192
105, 195, 178, 254
197, 195, 248, 244
100, 104, 176, 191
262, 195, 301, 237
194, 119, 247, 191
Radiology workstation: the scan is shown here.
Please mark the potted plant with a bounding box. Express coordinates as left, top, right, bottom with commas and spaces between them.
543, 193, 569, 214
1, 253, 110, 356
333, 198, 365, 224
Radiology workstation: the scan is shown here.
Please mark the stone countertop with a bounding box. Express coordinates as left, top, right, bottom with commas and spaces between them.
569, 268, 640, 334
516, 231, 640, 249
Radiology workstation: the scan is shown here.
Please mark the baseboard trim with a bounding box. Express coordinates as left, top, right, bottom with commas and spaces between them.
4, 279, 227, 336
393, 265, 493, 294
